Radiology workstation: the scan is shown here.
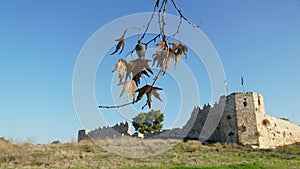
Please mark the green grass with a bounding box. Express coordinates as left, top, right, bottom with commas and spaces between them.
0, 138, 300, 169
122, 163, 267, 169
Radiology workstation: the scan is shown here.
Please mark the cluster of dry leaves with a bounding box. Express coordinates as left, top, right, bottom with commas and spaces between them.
111, 32, 188, 109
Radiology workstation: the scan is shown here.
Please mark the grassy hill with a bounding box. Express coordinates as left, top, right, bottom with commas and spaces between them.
1, 137, 300, 169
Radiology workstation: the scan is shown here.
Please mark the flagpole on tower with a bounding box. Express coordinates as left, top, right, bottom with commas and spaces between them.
241, 75, 245, 93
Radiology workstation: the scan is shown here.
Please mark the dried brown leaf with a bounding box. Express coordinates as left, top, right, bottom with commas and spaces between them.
165, 54, 173, 71
119, 80, 137, 102
181, 44, 188, 59
132, 70, 150, 86
169, 42, 188, 66
151, 89, 162, 102
174, 52, 181, 67
155, 35, 168, 50
128, 58, 153, 76
152, 50, 170, 70
169, 42, 181, 53
112, 59, 127, 83
136, 85, 163, 108
110, 29, 127, 55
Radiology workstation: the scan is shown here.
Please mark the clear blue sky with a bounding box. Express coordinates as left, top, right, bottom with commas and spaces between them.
0, 0, 299, 143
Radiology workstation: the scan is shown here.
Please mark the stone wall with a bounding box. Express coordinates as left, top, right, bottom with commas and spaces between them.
78, 129, 90, 142
78, 121, 131, 142
143, 97, 226, 142
78, 92, 300, 149
235, 92, 260, 146
219, 94, 238, 144
257, 114, 300, 148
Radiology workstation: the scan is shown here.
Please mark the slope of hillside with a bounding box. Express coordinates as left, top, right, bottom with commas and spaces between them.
0, 138, 300, 169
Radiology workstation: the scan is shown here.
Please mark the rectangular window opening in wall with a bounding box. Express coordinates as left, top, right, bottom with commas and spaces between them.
243, 98, 247, 107
227, 115, 232, 119
239, 124, 246, 132
228, 132, 235, 136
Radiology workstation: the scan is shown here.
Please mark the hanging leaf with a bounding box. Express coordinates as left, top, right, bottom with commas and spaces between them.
112, 59, 127, 84
152, 50, 167, 69
169, 42, 181, 53
119, 80, 137, 102
135, 42, 145, 58
113, 58, 154, 84
132, 70, 150, 86
152, 49, 173, 71
155, 35, 168, 50
151, 89, 162, 102
165, 54, 174, 71
169, 42, 189, 66
152, 49, 176, 72
110, 29, 127, 55
174, 52, 181, 67
127, 58, 153, 76
181, 44, 188, 60
136, 85, 163, 108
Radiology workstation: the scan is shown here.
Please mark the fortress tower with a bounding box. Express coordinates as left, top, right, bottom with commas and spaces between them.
217, 92, 300, 148
219, 92, 266, 146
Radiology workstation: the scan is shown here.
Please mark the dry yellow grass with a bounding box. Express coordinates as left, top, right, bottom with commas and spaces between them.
181, 140, 202, 152
1, 137, 300, 169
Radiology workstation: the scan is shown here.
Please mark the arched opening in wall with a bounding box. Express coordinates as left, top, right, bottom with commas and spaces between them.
258, 96, 261, 106
243, 98, 247, 107
262, 119, 270, 126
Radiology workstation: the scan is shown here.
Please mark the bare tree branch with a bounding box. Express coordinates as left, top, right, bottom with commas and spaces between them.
170, 0, 199, 29
172, 16, 182, 37
98, 0, 199, 110
138, 0, 160, 42
98, 100, 138, 109
125, 0, 162, 58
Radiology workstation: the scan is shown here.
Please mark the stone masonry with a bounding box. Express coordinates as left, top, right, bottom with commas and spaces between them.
78, 92, 300, 148
78, 121, 131, 142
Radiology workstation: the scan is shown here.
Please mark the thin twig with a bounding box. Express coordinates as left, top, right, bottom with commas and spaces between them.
98, 100, 138, 109
161, 0, 167, 35
157, 0, 165, 34
125, 0, 160, 58
172, 16, 182, 37
138, 0, 160, 42
170, 0, 198, 28
141, 34, 161, 49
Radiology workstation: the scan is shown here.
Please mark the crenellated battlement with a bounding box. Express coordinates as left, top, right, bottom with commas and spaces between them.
78, 121, 131, 142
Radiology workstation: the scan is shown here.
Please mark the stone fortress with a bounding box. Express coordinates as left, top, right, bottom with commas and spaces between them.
78, 92, 300, 149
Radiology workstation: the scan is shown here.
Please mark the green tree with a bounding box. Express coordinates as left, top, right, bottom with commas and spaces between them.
132, 110, 164, 134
